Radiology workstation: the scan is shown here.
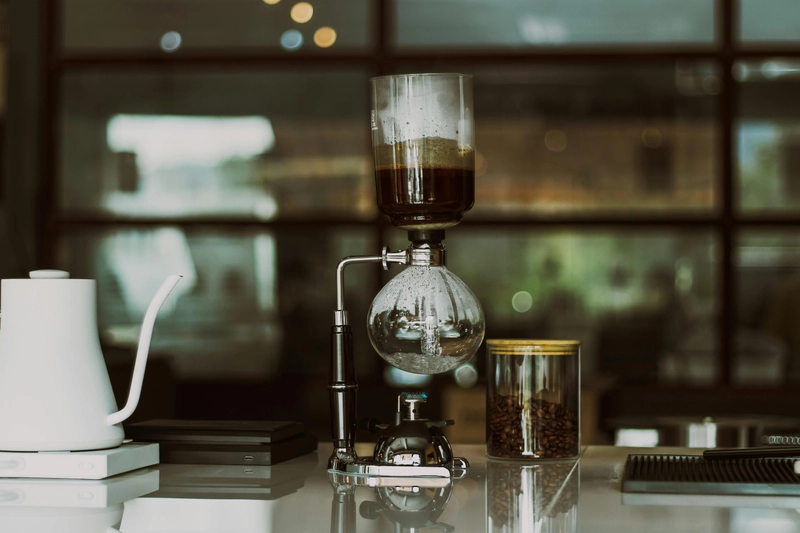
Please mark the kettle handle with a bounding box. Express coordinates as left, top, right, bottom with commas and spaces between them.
107, 275, 182, 426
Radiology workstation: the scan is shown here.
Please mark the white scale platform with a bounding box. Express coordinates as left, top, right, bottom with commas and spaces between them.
0, 442, 158, 480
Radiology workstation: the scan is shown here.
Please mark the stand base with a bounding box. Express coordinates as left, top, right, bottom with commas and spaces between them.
329, 455, 469, 479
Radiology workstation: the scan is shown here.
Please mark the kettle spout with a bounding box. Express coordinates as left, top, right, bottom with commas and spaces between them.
107, 275, 182, 426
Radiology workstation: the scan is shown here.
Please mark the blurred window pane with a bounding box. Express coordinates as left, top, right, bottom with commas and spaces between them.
387, 226, 718, 385
736, 231, 800, 385
736, 59, 800, 213
740, 0, 800, 45
60, 69, 376, 220
61, 0, 370, 53
396, 0, 714, 49
57, 226, 377, 380
410, 63, 717, 217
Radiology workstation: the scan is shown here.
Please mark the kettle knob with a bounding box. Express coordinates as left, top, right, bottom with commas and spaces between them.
29, 270, 70, 279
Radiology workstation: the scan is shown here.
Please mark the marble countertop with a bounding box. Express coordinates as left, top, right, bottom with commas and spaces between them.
4, 444, 800, 532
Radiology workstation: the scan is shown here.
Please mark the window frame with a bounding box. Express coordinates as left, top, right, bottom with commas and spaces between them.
40, 0, 800, 387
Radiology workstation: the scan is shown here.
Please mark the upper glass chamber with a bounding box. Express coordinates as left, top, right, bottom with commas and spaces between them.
371, 73, 475, 230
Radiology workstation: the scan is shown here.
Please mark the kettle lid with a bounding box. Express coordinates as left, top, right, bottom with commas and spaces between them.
29, 270, 70, 279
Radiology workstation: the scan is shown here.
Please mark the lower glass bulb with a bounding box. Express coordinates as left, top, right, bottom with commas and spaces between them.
367, 265, 485, 374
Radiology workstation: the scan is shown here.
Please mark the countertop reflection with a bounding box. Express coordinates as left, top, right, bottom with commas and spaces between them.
5, 445, 800, 532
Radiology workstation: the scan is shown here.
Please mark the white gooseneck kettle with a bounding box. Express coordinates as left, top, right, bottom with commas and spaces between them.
0, 270, 182, 451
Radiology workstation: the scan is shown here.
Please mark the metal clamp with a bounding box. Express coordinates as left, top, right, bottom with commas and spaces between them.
381, 247, 409, 270
408, 242, 446, 267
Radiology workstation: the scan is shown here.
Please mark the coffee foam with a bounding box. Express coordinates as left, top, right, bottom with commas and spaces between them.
374, 137, 474, 170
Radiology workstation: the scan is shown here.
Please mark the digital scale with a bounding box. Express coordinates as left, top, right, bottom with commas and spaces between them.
0, 442, 158, 480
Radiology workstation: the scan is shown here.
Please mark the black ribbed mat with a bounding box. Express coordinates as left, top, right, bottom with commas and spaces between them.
622, 454, 800, 495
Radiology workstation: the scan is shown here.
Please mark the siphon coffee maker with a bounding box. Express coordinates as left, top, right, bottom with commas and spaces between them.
328, 73, 485, 478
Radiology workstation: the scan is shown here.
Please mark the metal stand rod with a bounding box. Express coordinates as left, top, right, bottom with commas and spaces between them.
329, 248, 407, 471
329, 481, 356, 533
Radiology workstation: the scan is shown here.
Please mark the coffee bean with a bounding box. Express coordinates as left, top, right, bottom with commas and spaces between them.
487, 395, 579, 459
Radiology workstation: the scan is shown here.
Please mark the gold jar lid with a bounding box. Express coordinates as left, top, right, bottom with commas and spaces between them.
485, 339, 580, 356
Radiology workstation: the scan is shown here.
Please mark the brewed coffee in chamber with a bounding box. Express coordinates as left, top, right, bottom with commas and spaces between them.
374, 137, 475, 230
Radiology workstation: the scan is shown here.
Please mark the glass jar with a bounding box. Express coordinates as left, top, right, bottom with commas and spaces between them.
486, 340, 580, 460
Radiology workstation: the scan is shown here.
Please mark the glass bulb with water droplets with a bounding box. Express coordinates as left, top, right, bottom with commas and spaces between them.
367, 265, 485, 374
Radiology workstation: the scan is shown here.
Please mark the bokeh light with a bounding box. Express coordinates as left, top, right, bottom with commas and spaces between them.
454, 363, 479, 388
511, 291, 533, 313
263, 0, 281, 4
313, 27, 337, 48
280, 29, 304, 51
159, 31, 182, 53
291, 2, 314, 23
544, 129, 567, 152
